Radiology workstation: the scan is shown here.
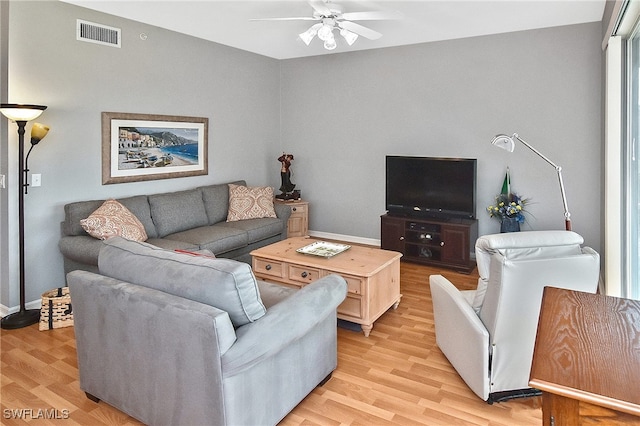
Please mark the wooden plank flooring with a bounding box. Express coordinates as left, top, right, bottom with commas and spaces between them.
1, 262, 541, 425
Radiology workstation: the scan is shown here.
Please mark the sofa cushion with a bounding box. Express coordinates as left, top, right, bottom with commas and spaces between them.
219, 218, 284, 243
174, 248, 216, 258
118, 195, 158, 239
200, 180, 245, 225
164, 225, 248, 255
98, 237, 266, 327
81, 199, 148, 241
256, 280, 296, 309
64, 200, 105, 236
145, 238, 200, 251
226, 184, 277, 222
63, 196, 157, 239
148, 189, 209, 237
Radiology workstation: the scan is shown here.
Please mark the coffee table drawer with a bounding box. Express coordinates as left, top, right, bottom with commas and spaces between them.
253, 258, 284, 278
339, 295, 362, 319
342, 274, 362, 295
288, 265, 320, 284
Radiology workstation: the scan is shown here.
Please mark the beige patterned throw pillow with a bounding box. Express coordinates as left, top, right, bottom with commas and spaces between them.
227, 184, 277, 222
80, 199, 148, 241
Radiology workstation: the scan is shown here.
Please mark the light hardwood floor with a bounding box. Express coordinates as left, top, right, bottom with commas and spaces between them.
1, 262, 542, 425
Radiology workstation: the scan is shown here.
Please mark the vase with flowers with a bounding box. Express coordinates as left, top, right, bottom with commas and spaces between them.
487, 193, 528, 232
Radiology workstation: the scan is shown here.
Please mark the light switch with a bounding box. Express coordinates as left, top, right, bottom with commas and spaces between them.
32, 174, 41, 187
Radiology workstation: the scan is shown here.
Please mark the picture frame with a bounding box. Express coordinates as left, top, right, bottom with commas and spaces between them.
101, 112, 208, 184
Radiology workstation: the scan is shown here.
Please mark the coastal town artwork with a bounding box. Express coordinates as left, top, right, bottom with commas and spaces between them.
117, 126, 198, 169
102, 112, 208, 184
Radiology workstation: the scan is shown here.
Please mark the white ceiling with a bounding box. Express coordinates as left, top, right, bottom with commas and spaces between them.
61, 0, 606, 60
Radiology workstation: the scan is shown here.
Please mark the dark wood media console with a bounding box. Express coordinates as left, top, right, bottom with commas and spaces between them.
380, 214, 478, 273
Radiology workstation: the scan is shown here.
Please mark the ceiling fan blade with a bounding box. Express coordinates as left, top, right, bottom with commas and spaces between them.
338, 21, 382, 40
250, 17, 319, 21
341, 11, 403, 21
309, 0, 332, 17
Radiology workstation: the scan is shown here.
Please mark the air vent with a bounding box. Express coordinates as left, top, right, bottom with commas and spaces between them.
77, 19, 121, 48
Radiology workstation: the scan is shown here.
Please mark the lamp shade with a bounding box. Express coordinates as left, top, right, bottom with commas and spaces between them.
30, 123, 50, 144
491, 134, 516, 152
317, 22, 334, 41
0, 104, 47, 122
340, 28, 358, 46
324, 37, 337, 50
299, 23, 321, 46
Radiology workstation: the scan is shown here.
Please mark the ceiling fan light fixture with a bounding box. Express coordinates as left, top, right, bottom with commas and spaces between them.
299, 25, 318, 45
324, 37, 337, 50
254, 2, 400, 52
317, 20, 334, 41
340, 28, 358, 45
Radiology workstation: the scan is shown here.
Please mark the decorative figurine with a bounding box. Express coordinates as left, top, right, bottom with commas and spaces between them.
276, 153, 299, 200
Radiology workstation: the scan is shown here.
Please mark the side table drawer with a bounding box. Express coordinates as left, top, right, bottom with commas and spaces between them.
288, 264, 320, 284
253, 258, 284, 278
290, 204, 307, 214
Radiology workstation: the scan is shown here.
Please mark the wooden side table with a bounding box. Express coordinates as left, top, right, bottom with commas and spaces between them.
530, 287, 640, 425
276, 199, 308, 237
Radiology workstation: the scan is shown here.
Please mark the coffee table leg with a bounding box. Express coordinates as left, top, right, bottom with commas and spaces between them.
393, 295, 402, 310
361, 323, 373, 337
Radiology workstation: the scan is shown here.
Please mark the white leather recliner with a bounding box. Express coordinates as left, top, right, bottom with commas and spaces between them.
429, 230, 600, 403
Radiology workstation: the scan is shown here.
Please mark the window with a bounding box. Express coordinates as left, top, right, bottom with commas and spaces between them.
626, 26, 640, 299
605, 1, 640, 300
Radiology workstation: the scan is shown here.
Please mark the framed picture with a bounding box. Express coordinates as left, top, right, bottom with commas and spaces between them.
102, 112, 208, 184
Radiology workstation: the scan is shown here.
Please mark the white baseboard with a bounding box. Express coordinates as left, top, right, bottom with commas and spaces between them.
0, 300, 41, 318
308, 230, 380, 247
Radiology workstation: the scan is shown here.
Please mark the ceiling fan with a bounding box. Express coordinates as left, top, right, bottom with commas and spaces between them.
251, 1, 402, 51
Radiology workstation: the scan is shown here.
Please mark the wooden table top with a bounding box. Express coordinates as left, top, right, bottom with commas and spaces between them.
529, 287, 640, 416
250, 237, 402, 277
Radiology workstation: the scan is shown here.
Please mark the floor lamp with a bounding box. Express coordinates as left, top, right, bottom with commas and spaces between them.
1, 103, 49, 329
491, 133, 571, 231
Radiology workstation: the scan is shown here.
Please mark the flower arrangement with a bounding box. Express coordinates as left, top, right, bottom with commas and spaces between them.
487, 193, 528, 223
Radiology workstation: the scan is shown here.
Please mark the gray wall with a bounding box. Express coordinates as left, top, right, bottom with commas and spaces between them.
1, 1, 280, 307
280, 22, 602, 251
2, 1, 604, 310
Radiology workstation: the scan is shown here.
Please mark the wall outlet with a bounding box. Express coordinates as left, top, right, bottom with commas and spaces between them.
31, 174, 41, 187
0, 174, 4, 189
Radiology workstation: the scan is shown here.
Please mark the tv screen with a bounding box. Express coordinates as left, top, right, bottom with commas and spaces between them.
386, 156, 477, 219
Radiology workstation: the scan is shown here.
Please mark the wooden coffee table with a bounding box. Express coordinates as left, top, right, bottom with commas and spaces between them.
251, 237, 402, 337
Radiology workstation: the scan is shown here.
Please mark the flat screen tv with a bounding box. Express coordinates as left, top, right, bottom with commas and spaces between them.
386, 156, 477, 220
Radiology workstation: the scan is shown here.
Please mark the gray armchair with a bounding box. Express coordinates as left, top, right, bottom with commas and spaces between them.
68, 237, 347, 425
430, 231, 600, 403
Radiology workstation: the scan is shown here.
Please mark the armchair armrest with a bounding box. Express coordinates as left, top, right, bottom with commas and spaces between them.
430, 274, 490, 401
221, 274, 347, 377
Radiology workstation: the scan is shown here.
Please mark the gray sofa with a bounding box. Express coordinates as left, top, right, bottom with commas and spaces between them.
68, 237, 348, 426
58, 180, 291, 274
